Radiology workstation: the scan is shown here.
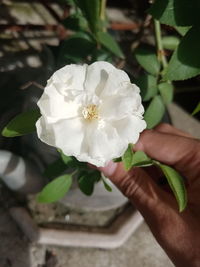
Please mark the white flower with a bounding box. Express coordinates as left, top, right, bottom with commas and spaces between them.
36, 61, 146, 167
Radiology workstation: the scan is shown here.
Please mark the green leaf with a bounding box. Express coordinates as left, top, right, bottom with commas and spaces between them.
43, 159, 67, 180
78, 174, 94, 195
78, 170, 101, 196
91, 170, 102, 182
144, 95, 165, 129
122, 144, 134, 171
58, 150, 73, 165
37, 174, 72, 203
2, 109, 41, 137
134, 46, 160, 76
97, 31, 124, 58
159, 164, 187, 212
62, 15, 88, 31
192, 102, 200, 116
162, 36, 180, 50
91, 48, 112, 62
60, 32, 95, 63
75, 0, 100, 34
101, 175, 112, 192
149, 0, 200, 26
164, 27, 200, 81
64, 0, 75, 6
175, 26, 191, 36
135, 74, 158, 101
132, 151, 153, 167
158, 82, 173, 104
113, 157, 122, 163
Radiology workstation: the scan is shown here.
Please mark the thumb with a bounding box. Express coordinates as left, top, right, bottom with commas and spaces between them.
98, 161, 171, 215
135, 130, 200, 181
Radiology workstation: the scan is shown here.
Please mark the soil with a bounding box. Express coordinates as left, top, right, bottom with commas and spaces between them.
27, 195, 126, 228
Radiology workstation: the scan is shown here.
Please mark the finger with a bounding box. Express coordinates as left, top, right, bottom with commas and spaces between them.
98, 161, 172, 215
135, 130, 200, 180
155, 123, 193, 138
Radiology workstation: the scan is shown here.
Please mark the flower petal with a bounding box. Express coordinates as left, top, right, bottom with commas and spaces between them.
111, 116, 146, 144
81, 121, 126, 166
54, 118, 85, 156
99, 70, 131, 98
99, 95, 141, 121
37, 84, 80, 122
36, 116, 85, 156
84, 61, 125, 96
36, 116, 56, 146
50, 64, 88, 95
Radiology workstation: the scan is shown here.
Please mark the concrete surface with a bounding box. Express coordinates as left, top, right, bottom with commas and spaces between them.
41, 222, 173, 267
0, 206, 173, 267
168, 102, 200, 139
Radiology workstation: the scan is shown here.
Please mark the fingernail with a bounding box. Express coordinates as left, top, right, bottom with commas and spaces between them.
134, 139, 144, 151
99, 161, 118, 177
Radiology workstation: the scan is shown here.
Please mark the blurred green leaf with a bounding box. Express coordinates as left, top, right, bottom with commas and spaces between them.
144, 95, 165, 129
149, 0, 199, 26
91, 48, 112, 62
75, 0, 100, 34
2, 109, 40, 137
37, 174, 72, 203
97, 31, 124, 58
158, 164, 187, 212
135, 74, 158, 101
158, 82, 174, 104
162, 36, 180, 50
78, 170, 101, 196
58, 150, 73, 165
60, 32, 95, 63
78, 173, 94, 195
122, 144, 134, 171
135, 46, 160, 76
43, 158, 67, 180
164, 27, 200, 80
113, 157, 122, 163
62, 15, 88, 31
62, 0, 75, 6
192, 102, 200, 116
91, 170, 102, 182
175, 26, 191, 36
102, 175, 112, 192
132, 151, 153, 167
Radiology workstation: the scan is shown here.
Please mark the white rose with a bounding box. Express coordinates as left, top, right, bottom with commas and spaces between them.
36, 61, 146, 167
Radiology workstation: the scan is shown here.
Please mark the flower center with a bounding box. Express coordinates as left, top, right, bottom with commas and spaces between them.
82, 104, 98, 120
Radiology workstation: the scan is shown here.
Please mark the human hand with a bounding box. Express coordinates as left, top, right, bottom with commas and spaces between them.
98, 123, 200, 267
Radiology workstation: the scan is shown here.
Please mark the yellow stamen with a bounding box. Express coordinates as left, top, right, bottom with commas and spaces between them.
82, 104, 98, 120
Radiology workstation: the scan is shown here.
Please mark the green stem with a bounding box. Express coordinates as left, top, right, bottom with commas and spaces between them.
154, 19, 168, 70
100, 0, 107, 31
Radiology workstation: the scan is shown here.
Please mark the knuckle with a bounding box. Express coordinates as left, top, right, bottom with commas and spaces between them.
155, 123, 171, 132
118, 168, 144, 199
193, 143, 200, 169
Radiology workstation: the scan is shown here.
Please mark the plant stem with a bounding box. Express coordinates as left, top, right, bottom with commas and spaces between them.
100, 0, 107, 31
100, 0, 107, 20
154, 19, 168, 70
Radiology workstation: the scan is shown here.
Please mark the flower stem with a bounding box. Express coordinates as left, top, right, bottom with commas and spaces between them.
100, 0, 107, 20
100, 0, 107, 31
154, 19, 168, 70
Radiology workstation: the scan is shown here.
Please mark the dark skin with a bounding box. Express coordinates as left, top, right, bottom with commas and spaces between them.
98, 123, 200, 267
